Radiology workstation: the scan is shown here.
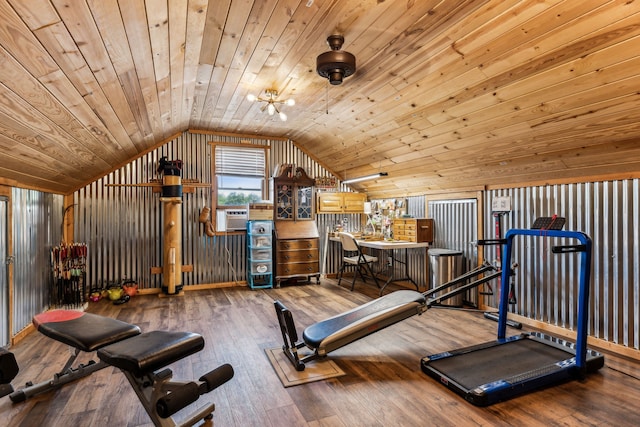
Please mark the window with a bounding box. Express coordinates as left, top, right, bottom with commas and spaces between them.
213, 143, 269, 231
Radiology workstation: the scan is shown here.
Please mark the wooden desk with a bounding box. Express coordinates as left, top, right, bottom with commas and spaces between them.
331, 237, 429, 295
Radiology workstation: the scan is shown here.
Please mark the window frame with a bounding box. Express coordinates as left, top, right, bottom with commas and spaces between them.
211, 142, 270, 233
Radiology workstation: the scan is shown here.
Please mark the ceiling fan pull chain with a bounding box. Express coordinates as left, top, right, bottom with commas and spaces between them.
326, 82, 329, 115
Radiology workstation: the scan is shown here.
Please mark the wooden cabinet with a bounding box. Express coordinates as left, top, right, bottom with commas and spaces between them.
393, 218, 434, 243
274, 221, 320, 285
273, 165, 314, 220
317, 192, 366, 213
272, 166, 320, 285
276, 239, 319, 276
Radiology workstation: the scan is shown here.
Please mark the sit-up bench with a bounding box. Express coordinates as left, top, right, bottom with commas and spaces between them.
9, 310, 233, 427
274, 261, 505, 371
275, 290, 428, 371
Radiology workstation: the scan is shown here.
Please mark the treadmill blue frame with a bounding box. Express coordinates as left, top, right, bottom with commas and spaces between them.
498, 229, 592, 373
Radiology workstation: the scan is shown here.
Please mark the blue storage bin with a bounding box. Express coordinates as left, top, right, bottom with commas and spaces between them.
249, 221, 272, 235
250, 260, 272, 274
251, 248, 272, 260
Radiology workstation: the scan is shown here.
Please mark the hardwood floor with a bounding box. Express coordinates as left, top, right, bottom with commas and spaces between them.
2, 278, 639, 427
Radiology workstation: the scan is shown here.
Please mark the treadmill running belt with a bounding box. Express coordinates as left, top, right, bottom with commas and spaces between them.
425, 338, 571, 390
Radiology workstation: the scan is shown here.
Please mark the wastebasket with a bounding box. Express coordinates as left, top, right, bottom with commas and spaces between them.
429, 248, 464, 306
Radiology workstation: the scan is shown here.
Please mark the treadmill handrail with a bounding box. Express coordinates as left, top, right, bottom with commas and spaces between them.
498, 229, 592, 372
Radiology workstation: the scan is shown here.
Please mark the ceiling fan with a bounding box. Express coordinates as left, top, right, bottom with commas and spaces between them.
316, 35, 356, 85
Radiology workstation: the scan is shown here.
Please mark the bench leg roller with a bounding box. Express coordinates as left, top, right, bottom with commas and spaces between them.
156, 364, 234, 419
156, 382, 200, 419
199, 363, 234, 393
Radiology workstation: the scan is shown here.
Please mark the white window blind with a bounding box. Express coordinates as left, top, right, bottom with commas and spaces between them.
215, 145, 265, 177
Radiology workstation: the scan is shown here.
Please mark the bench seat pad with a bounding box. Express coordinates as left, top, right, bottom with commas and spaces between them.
303, 290, 426, 355
97, 331, 204, 377
33, 310, 141, 352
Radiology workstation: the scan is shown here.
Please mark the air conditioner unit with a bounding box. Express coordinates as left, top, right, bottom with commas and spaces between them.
221, 209, 248, 231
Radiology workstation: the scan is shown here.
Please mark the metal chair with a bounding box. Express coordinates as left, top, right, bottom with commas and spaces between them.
337, 232, 380, 291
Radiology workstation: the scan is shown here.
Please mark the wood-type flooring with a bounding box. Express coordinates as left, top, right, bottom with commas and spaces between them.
1, 278, 639, 426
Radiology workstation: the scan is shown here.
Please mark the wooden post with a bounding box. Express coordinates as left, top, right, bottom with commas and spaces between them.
160, 174, 183, 295
63, 194, 75, 244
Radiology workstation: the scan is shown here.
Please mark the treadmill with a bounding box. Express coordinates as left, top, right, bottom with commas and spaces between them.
421, 228, 604, 406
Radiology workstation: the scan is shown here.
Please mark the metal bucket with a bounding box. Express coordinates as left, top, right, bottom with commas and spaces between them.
429, 248, 464, 306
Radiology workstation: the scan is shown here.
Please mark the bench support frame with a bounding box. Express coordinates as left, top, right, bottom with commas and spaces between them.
274, 301, 318, 371
10, 347, 108, 403
122, 368, 215, 427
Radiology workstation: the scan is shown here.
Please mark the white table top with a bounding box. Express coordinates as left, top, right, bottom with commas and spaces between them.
329, 236, 429, 250
358, 240, 429, 250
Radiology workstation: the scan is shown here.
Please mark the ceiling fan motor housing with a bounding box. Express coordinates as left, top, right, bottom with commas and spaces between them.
317, 35, 356, 85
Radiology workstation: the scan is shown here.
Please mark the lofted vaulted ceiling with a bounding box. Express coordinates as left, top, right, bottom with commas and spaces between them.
2, 0, 640, 198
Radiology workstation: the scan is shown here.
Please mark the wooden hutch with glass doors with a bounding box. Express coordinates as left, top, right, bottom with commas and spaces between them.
272, 165, 320, 286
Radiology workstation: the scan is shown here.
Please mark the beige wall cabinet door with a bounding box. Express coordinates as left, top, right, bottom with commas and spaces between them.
316, 193, 343, 213
342, 193, 366, 213
317, 192, 365, 213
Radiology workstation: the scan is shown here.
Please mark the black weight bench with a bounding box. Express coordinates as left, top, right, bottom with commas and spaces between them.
9, 310, 233, 427
0, 348, 19, 398
9, 310, 141, 403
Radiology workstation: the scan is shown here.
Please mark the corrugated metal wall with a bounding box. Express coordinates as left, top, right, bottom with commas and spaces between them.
72, 131, 427, 292
11, 189, 63, 336
429, 198, 478, 258
407, 196, 426, 219
427, 198, 479, 305
0, 196, 8, 346
485, 181, 640, 349
74, 132, 343, 291
65, 130, 639, 351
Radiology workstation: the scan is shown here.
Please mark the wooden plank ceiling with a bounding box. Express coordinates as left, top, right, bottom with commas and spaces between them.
1, 0, 640, 197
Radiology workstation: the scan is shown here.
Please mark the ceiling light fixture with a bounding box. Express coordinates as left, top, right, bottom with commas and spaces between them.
246, 89, 294, 121
342, 172, 388, 184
